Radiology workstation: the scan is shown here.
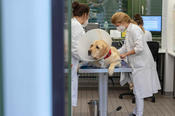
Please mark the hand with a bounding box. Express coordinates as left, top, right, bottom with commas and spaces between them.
120, 53, 127, 59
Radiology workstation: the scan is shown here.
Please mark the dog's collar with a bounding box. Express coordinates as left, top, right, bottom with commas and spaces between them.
104, 49, 111, 59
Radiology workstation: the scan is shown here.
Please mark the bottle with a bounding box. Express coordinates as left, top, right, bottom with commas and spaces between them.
104, 21, 108, 31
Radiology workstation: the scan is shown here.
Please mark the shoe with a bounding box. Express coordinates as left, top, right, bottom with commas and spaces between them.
129, 113, 136, 116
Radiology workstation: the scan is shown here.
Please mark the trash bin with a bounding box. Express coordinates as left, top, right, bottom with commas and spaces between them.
88, 100, 99, 116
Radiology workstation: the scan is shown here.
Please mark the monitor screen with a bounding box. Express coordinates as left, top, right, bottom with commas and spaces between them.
141, 16, 162, 32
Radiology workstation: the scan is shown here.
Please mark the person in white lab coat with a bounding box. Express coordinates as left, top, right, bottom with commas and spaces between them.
134, 14, 152, 41
111, 12, 161, 116
144, 30, 152, 41
71, 1, 89, 107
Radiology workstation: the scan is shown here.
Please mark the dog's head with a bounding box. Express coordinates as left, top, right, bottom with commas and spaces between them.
88, 40, 110, 60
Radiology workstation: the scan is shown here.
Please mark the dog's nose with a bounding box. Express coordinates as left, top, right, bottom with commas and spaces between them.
88, 50, 91, 56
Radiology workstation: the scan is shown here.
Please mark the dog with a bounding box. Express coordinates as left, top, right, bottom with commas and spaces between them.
88, 40, 121, 76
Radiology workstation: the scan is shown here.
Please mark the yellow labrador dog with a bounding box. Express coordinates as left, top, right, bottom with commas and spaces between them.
88, 40, 121, 76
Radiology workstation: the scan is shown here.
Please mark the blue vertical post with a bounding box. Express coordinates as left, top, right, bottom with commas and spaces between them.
52, 0, 65, 116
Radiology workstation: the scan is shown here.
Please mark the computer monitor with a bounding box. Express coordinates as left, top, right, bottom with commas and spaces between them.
141, 16, 162, 32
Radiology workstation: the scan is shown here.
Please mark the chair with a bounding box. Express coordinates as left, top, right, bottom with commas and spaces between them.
146, 41, 160, 102
119, 41, 160, 103
147, 41, 159, 70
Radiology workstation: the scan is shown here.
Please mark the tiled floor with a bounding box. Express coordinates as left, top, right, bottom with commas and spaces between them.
73, 88, 175, 116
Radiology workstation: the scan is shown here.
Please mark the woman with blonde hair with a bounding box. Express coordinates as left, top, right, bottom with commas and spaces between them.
111, 12, 161, 116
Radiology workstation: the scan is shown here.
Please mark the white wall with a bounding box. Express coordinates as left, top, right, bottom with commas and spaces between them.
162, 0, 175, 93
2, 0, 52, 116
173, 5, 175, 52
164, 54, 174, 92
166, 0, 175, 51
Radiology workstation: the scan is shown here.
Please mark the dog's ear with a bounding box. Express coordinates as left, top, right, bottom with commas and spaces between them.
99, 41, 110, 58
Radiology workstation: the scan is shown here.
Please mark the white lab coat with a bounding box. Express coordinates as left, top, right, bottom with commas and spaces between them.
119, 23, 161, 98
144, 30, 152, 41
71, 18, 85, 106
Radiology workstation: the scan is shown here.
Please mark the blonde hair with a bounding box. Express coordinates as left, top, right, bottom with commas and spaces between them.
111, 12, 145, 33
130, 19, 137, 24
111, 12, 131, 24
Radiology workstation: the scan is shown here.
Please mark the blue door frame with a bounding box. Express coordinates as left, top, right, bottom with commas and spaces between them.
52, 0, 65, 116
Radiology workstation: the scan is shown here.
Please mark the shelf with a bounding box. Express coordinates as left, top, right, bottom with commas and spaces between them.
168, 50, 175, 57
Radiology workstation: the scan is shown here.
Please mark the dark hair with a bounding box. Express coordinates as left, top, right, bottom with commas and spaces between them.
72, 1, 89, 17
134, 14, 145, 33
133, 14, 144, 25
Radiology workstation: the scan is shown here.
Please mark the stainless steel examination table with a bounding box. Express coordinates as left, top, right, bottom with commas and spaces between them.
78, 60, 132, 116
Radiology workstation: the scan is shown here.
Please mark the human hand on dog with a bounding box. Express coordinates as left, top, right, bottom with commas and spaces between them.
120, 53, 127, 59
120, 50, 135, 59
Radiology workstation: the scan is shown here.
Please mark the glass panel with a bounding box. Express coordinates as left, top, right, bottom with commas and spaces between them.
74, 0, 128, 31
64, 0, 71, 116
0, 0, 4, 115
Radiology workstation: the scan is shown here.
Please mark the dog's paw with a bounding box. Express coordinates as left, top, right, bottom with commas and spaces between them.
117, 63, 121, 67
108, 67, 114, 76
129, 83, 134, 90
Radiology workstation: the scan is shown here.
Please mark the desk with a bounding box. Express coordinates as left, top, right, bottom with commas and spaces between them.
167, 50, 175, 98
78, 61, 132, 116
158, 48, 166, 53
158, 49, 165, 94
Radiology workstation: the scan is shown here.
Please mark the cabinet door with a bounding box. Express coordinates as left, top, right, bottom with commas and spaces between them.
128, 0, 146, 18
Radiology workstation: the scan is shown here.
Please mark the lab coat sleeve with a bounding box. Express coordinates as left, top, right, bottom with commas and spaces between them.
132, 29, 144, 54
71, 25, 85, 60
118, 41, 127, 54
72, 33, 82, 60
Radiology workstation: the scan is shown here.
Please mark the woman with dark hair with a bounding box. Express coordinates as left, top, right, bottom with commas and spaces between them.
71, 1, 89, 107
134, 14, 152, 41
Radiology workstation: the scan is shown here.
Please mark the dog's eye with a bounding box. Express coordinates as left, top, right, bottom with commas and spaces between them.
90, 44, 93, 47
96, 46, 99, 49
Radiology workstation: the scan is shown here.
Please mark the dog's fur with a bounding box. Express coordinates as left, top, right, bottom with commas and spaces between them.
88, 40, 121, 76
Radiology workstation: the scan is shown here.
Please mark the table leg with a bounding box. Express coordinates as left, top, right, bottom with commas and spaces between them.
99, 73, 108, 116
